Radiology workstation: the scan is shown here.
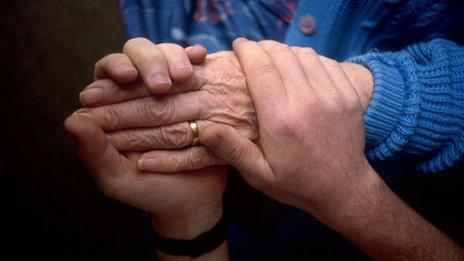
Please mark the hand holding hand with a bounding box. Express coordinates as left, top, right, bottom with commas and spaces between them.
200, 39, 373, 217
78, 49, 257, 172
76, 39, 373, 174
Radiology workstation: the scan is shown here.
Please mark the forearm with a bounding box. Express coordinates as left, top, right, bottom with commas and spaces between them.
306, 59, 462, 258
311, 167, 463, 260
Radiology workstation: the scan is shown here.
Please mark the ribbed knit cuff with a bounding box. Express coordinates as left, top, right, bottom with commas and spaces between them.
349, 54, 406, 155
350, 39, 464, 173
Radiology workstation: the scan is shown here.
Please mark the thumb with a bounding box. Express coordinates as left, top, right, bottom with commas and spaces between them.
199, 124, 274, 188
63, 114, 130, 178
185, 44, 207, 65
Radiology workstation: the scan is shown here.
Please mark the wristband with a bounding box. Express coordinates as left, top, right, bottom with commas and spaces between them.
152, 214, 228, 257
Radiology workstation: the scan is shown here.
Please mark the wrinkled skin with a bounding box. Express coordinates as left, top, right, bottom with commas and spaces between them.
78, 51, 258, 172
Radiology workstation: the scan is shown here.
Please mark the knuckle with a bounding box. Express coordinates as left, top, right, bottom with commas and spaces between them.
118, 131, 149, 150
320, 56, 339, 66
325, 60, 341, 72
262, 41, 291, 55
304, 94, 323, 113
136, 102, 156, 126
297, 47, 318, 58
150, 98, 176, 124
274, 116, 301, 136
186, 149, 209, 169
158, 43, 183, 51
324, 92, 344, 113
169, 154, 183, 171
133, 98, 175, 126
227, 142, 246, 166
123, 37, 148, 53
258, 40, 275, 45
343, 92, 362, 113
100, 107, 122, 129
202, 127, 225, 148
258, 40, 277, 49
159, 124, 190, 148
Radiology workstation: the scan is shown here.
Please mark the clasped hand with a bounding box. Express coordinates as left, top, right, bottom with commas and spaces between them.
64, 37, 375, 239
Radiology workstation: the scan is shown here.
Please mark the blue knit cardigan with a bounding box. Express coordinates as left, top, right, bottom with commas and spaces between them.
120, 0, 464, 173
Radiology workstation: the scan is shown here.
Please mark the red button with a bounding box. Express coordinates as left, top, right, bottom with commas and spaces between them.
299, 15, 316, 35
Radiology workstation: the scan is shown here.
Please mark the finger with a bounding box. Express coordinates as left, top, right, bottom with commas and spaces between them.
77, 93, 204, 131
259, 41, 314, 99
185, 44, 208, 65
123, 37, 172, 94
232, 38, 287, 120
79, 71, 205, 107
291, 47, 338, 96
107, 120, 210, 151
80, 79, 150, 107
63, 114, 131, 179
136, 146, 222, 173
158, 43, 194, 81
200, 123, 274, 188
94, 53, 138, 83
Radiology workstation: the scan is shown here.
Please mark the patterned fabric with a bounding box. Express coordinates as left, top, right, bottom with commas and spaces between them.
119, 0, 297, 52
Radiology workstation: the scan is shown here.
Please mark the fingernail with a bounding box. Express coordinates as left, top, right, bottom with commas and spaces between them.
150, 73, 171, 88
79, 88, 103, 106
137, 158, 155, 171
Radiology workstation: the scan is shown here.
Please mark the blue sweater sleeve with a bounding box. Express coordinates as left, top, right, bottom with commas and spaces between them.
349, 39, 464, 173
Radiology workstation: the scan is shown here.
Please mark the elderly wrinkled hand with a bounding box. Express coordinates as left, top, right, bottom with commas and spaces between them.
78, 50, 258, 172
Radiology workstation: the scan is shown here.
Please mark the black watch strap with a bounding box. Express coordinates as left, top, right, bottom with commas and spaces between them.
153, 214, 228, 258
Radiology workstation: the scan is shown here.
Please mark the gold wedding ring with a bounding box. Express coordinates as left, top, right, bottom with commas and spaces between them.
189, 121, 199, 146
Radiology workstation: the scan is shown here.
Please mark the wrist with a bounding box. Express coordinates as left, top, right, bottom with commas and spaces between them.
151, 200, 223, 240
318, 163, 390, 236
302, 160, 382, 230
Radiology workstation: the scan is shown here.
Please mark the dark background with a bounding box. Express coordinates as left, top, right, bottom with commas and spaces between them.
1, 1, 150, 259
1, 1, 463, 260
